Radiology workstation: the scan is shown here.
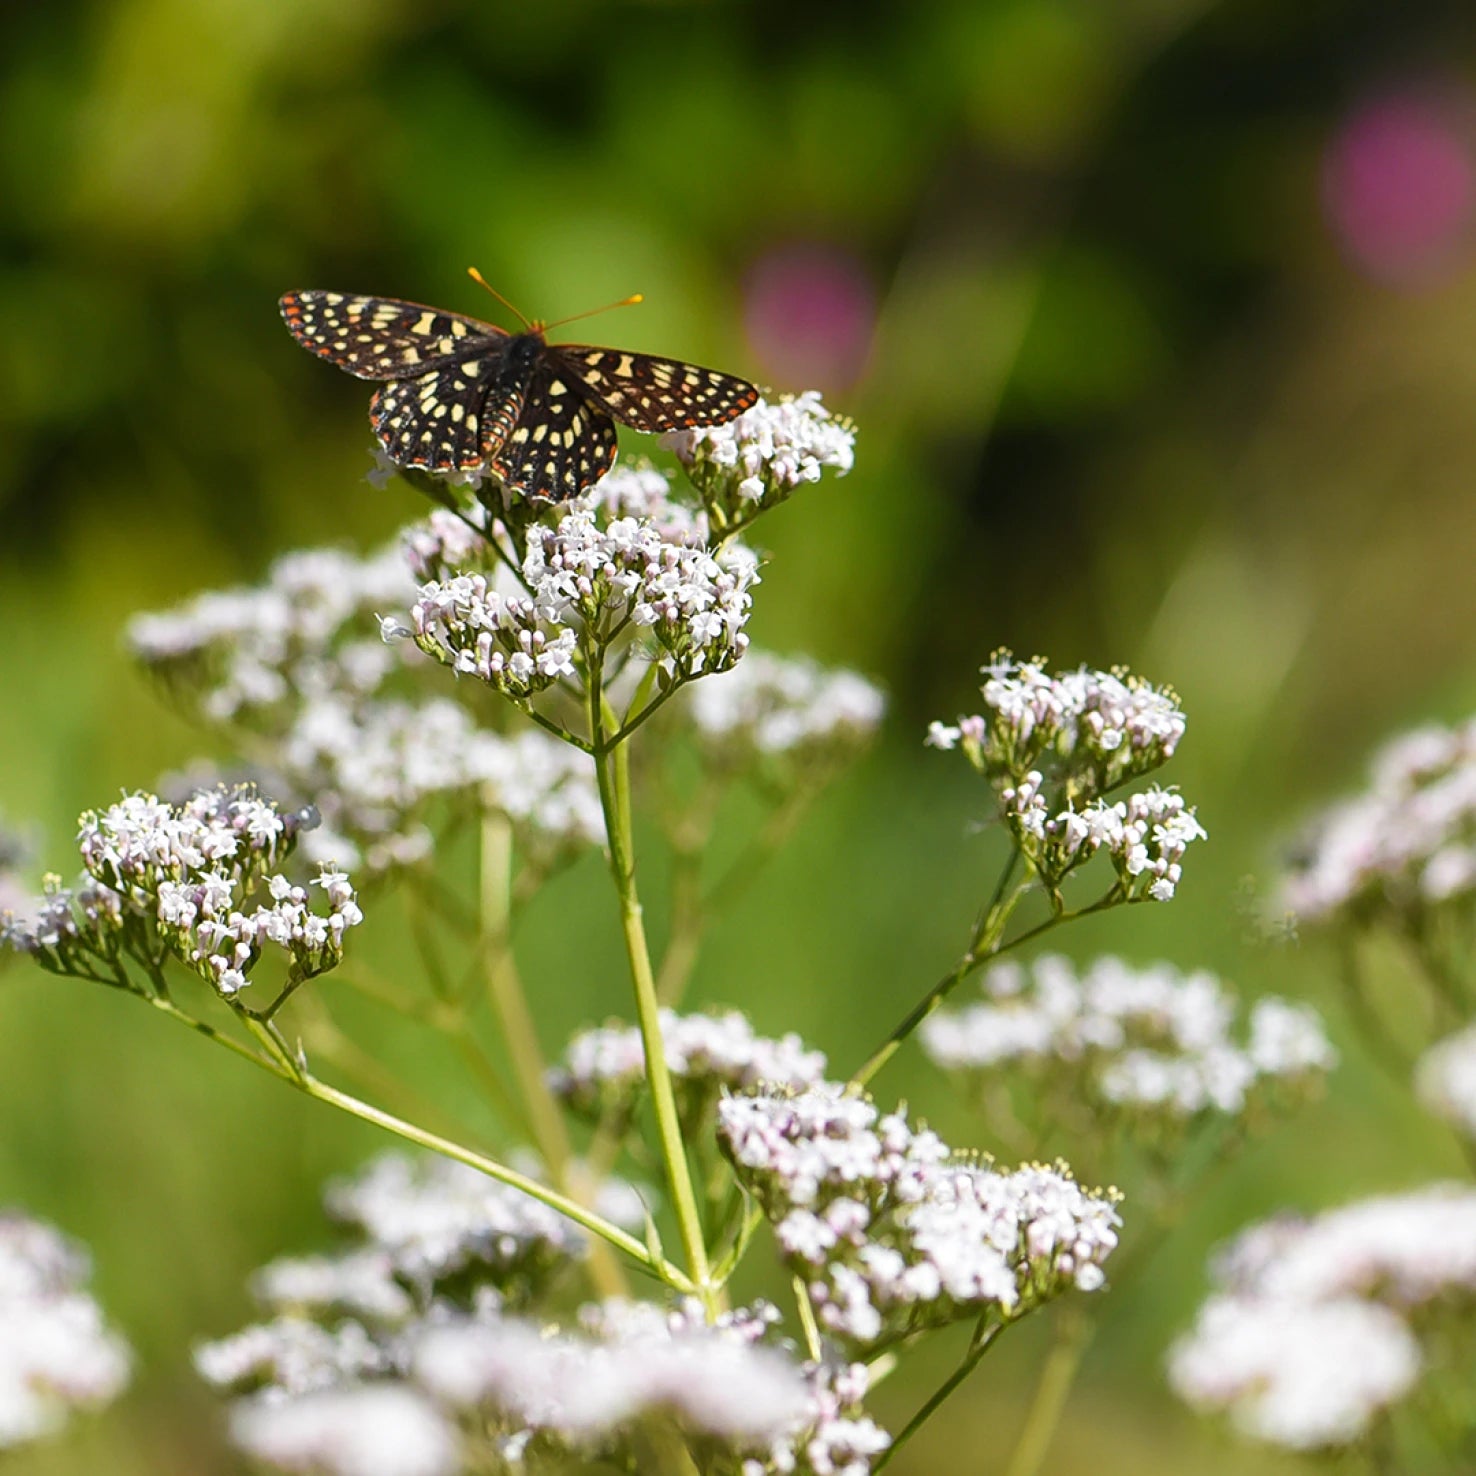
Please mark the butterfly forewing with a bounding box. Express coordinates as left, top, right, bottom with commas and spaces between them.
280, 292, 505, 380
555, 346, 760, 432
490, 365, 618, 501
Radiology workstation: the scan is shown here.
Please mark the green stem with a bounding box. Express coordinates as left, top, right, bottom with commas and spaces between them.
146, 987, 681, 1287
478, 807, 628, 1299
1001, 1310, 1094, 1476
874, 1319, 1004, 1470
590, 657, 715, 1314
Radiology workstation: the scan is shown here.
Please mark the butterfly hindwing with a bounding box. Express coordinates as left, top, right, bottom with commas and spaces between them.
369, 370, 491, 471
280, 292, 506, 381
490, 364, 618, 501
554, 345, 760, 432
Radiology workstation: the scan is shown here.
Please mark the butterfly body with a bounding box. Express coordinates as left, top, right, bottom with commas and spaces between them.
279, 290, 759, 502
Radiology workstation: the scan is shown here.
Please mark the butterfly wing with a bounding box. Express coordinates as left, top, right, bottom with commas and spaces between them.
554, 345, 760, 432
368, 369, 532, 471
490, 363, 618, 502
280, 291, 506, 380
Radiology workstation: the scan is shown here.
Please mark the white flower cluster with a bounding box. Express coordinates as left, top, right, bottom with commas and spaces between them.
718, 1087, 1119, 1355
1171, 1183, 1476, 1449
550, 1008, 830, 1119
922, 954, 1335, 1125
682, 649, 887, 770
128, 545, 415, 722
1282, 715, 1476, 925
281, 695, 601, 873
927, 654, 1186, 790
2, 786, 362, 999
0, 1214, 131, 1449
410, 505, 757, 696
323, 1152, 593, 1297
401, 507, 498, 583
583, 463, 709, 543
1416, 1023, 1476, 1139
1002, 779, 1206, 901
928, 654, 1199, 900
201, 1150, 891, 1476
666, 392, 855, 526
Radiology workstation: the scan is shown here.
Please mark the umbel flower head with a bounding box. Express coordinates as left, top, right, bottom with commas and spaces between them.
1281, 713, 1476, 928
408, 505, 758, 699
665, 391, 855, 533
1, 785, 362, 999
927, 652, 1202, 900
1170, 1183, 1476, 1451
922, 954, 1336, 1141
718, 1085, 1120, 1356
200, 1150, 891, 1476
0, 1214, 131, 1449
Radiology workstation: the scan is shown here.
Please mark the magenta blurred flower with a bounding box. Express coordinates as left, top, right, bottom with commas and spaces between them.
1321, 90, 1476, 287
743, 243, 875, 393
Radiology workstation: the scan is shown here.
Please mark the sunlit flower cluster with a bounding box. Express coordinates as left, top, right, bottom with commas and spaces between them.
280, 696, 601, 873
410, 506, 757, 697
551, 1008, 830, 1120
201, 1152, 890, 1476
400, 507, 499, 583
719, 1086, 1119, 1355
1282, 714, 1476, 926
682, 649, 886, 771
929, 654, 1200, 900
666, 392, 855, 528
583, 463, 709, 544
922, 955, 1335, 1129
1171, 1184, 1476, 1449
0, 1214, 131, 1450
1, 786, 361, 999
128, 545, 415, 722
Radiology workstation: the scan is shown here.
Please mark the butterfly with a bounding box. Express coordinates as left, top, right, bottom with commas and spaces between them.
279, 273, 761, 502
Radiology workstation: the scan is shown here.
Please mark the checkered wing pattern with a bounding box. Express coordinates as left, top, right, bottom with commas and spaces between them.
369, 371, 527, 472
489, 365, 618, 501
280, 291, 505, 380
554, 345, 760, 432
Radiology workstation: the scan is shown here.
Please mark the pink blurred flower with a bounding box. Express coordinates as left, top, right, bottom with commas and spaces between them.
1321, 90, 1476, 287
743, 243, 875, 393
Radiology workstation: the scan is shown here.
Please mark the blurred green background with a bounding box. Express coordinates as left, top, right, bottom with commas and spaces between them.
3, 0, 1476, 1471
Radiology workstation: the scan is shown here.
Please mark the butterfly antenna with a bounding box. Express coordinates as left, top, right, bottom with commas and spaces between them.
541, 293, 645, 332
466, 268, 535, 330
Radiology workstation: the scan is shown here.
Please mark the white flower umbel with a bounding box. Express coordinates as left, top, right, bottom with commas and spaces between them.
666, 391, 855, 530
583, 463, 709, 544
400, 507, 497, 584
550, 1008, 830, 1119
282, 695, 601, 874
718, 1086, 1120, 1355
129, 544, 416, 723
930, 653, 1200, 900
1, 786, 362, 999
324, 1152, 590, 1299
0, 1214, 131, 1450
1173, 1183, 1476, 1452
414, 1296, 811, 1460
921, 955, 1335, 1128
229, 1384, 458, 1476
1282, 714, 1476, 926
1417, 1024, 1476, 1138
409, 507, 756, 698
682, 649, 886, 770
1168, 1294, 1419, 1450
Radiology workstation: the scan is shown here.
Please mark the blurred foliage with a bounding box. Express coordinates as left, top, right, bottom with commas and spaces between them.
4, 0, 1476, 1471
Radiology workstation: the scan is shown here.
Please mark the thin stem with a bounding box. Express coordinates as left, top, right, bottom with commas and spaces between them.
590, 652, 716, 1313
793, 1275, 822, 1361
874, 1319, 1004, 1470
1001, 1310, 1094, 1476
605, 681, 683, 749
478, 808, 628, 1299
